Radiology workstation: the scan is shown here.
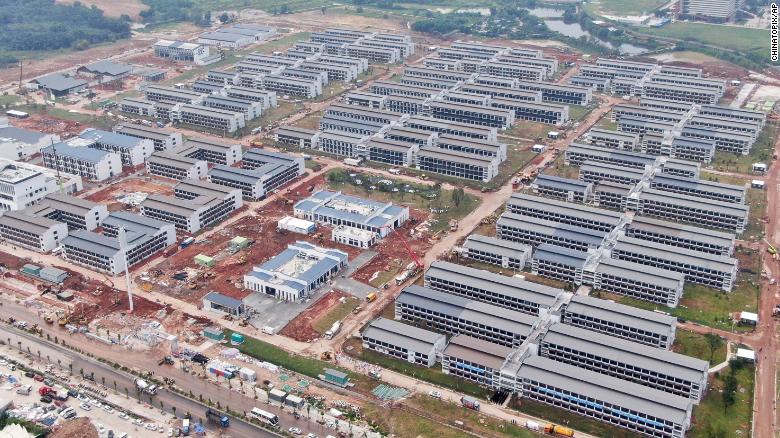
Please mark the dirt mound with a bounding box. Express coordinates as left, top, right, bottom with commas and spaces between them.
51, 417, 98, 438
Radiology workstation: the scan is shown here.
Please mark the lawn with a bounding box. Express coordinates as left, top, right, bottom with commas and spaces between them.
542, 153, 579, 180
688, 361, 754, 437
710, 124, 778, 174
223, 329, 357, 381
597, 247, 760, 331
639, 22, 769, 54
193, 0, 334, 13
343, 338, 490, 399
586, 0, 666, 16
325, 168, 482, 233
672, 330, 728, 365
511, 398, 637, 438
311, 296, 360, 334
568, 105, 593, 121
0, 95, 20, 107
361, 403, 474, 438
410, 396, 537, 438
238, 101, 303, 137
594, 110, 618, 131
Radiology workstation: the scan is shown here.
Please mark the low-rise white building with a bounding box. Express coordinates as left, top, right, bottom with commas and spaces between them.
332, 225, 376, 248
0, 125, 60, 160
244, 241, 348, 301
42, 139, 122, 181
0, 159, 82, 214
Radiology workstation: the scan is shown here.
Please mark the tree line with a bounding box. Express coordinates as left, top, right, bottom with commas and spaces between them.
0, 0, 131, 54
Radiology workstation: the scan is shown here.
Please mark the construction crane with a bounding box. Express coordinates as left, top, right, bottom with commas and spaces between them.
380, 225, 423, 271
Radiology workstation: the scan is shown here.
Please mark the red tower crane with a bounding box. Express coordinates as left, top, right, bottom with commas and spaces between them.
380, 225, 423, 271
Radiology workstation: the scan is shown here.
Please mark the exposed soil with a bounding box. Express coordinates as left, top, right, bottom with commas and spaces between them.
85, 178, 175, 203
51, 417, 99, 438
280, 289, 351, 342
11, 114, 87, 137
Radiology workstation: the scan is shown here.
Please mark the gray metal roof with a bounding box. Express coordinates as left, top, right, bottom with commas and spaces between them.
0, 210, 62, 234
417, 145, 496, 166
148, 151, 202, 168
43, 142, 113, 163
507, 193, 623, 226
566, 143, 656, 167
627, 216, 735, 249
614, 235, 738, 273
32, 73, 88, 92
204, 291, 243, 309
463, 234, 531, 259
639, 188, 749, 217
0, 127, 48, 144
362, 317, 445, 353
398, 285, 537, 336
565, 295, 676, 334
518, 356, 692, 425
497, 212, 607, 248
62, 229, 121, 257
427, 260, 561, 307
175, 178, 239, 199
543, 322, 707, 381
580, 160, 645, 181
650, 174, 746, 199
443, 334, 511, 370
533, 243, 588, 267
595, 257, 684, 290
80, 60, 132, 77
533, 174, 591, 193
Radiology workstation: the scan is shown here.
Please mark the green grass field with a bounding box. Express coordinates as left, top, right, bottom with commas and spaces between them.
711, 124, 778, 174
0, 95, 20, 106
639, 22, 769, 54
512, 398, 637, 438
344, 338, 489, 398
311, 296, 360, 334
672, 330, 728, 365
325, 169, 482, 233
194, 0, 335, 13
688, 362, 754, 437
585, 0, 666, 16
410, 396, 537, 438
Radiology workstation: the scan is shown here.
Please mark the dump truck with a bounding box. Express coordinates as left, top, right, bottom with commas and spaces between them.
205, 409, 230, 428
544, 424, 574, 437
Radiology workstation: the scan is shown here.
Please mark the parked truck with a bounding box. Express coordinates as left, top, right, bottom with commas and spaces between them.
205, 409, 230, 428
324, 320, 341, 340
460, 396, 480, 411
182, 418, 190, 435
544, 424, 574, 437
135, 378, 157, 395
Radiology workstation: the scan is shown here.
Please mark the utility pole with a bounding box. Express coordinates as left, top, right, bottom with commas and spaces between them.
118, 227, 134, 312
18, 60, 22, 93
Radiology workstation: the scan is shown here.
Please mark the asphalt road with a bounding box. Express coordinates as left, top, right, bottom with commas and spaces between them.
0, 325, 280, 438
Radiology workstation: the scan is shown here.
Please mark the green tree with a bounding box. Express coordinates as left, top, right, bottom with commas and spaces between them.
704, 333, 724, 363
219, 12, 230, 23
451, 187, 465, 207
722, 372, 738, 413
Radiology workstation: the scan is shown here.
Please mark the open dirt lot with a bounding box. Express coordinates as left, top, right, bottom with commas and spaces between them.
11, 113, 88, 137
280, 289, 353, 342
55, 0, 149, 20
84, 177, 175, 203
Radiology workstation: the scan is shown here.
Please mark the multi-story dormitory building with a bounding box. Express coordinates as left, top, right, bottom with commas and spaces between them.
641, 83, 720, 105
565, 142, 657, 168
424, 260, 562, 316
400, 76, 461, 91
113, 123, 183, 152
395, 285, 539, 348
0, 210, 68, 252
513, 81, 591, 105
361, 317, 446, 368
617, 116, 676, 136
299, 61, 358, 82
222, 86, 278, 109
516, 355, 693, 438
530, 244, 588, 284
461, 234, 532, 270
366, 138, 418, 167
497, 212, 607, 253
593, 181, 632, 210
317, 131, 369, 157
679, 125, 754, 155
170, 103, 244, 133
324, 103, 406, 128
256, 75, 322, 98
442, 334, 512, 388
416, 146, 500, 182
649, 173, 746, 204
563, 294, 678, 349
433, 135, 506, 160
403, 66, 476, 83
320, 114, 387, 136
61, 211, 176, 275
145, 152, 208, 181
202, 95, 263, 120
458, 83, 542, 102
585, 128, 639, 151
642, 135, 716, 163
383, 126, 436, 147
612, 104, 686, 124
144, 86, 205, 104
580, 161, 645, 187
274, 126, 321, 149
647, 74, 726, 95
207, 150, 303, 201
490, 98, 569, 125
506, 193, 623, 233
140, 179, 242, 234
120, 98, 157, 117
175, 138, 242, 166
631, 188, 749, 234
405, 116, 498, 142
625, 215, 735, 257
590, 256, 686, 307
344, 92, 386, 109
24, 194, 107, 232
383, 95, 429, 116
428, 101, 515, 129
478, 62, 547, 81
370, 81, 441, 99
567, 75, 611, 92
423, 58, 462, 71
531, 174, 593, 203
612, 235, 738, 291
206, 69, 240, 85
77, 128, 154, 167
42, 140, 122, 182
540, 322, 708, 401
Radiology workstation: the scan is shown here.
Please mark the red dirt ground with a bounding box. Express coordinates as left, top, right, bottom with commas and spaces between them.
351, 208, 432, 284
12, 114, 86, 137
85, 178, 174, 203
279, 289, 351, 342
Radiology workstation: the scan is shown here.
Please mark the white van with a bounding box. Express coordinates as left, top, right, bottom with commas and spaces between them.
16, 385, 31, 395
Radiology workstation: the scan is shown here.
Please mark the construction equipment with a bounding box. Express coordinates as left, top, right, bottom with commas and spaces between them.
158, 356, 174, 366
449, 220, 459, 232
205, 409, 229, 428
320, 351, 332, 361
765, 239, 777, 255
380, 225, 423, 272
43, 315, 54, 324
365, 292, 377, 303
544, 424, 574, 437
